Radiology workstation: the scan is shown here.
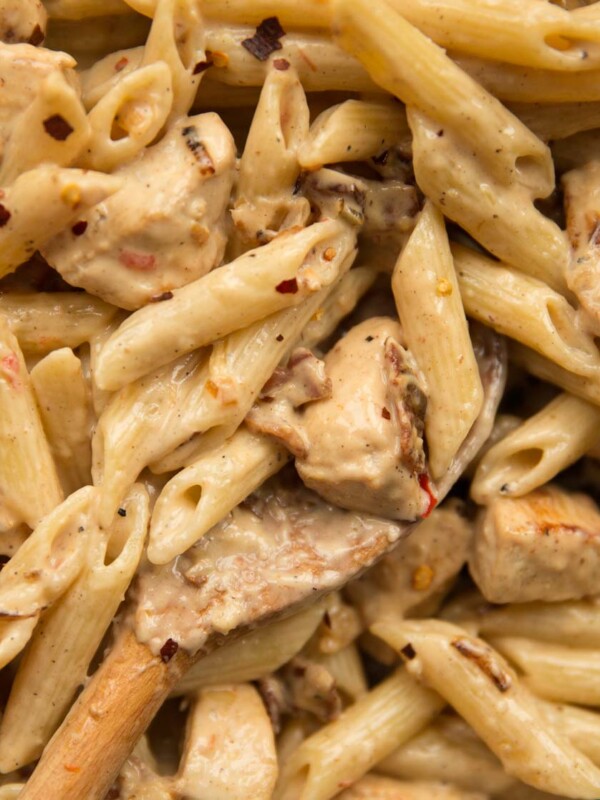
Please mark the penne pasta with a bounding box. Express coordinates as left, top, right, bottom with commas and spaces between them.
173, 602, 324, 696
0, 484, 148, 769
274, 667, 444, 800
95, 220, 348, 391
337, 774, 489, 800
491, 637, 600, 706
298, 99, 409, 170
374, 618, 600, 799
470, 393, 600, 502
149, 425, 289, 564
30, 348, 94, 495
0, 292, 117, 356
392, 202, 483, 479
0, 315, 63, 529
453, 243, 600, 376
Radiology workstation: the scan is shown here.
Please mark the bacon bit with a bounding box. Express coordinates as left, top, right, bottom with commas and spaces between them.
28, 24, 45, 46
412, 564, 434, 591
160, 638, 179, 663
64, 764, 81, 773
418, 473, 437, 518
43, 114, 74, 141
242, 17, 286, 62
400, 643, 416, 660
0, 204, 11, 227
323, 247, 336, 262
452, 637, 512, 693
193, 59, 212, 74
273, 58, 290, 70
276, 278, 298, 294
114, 56, 129, 72
151, 291, 174, 302
71, 220, 88, 236
206, 379, 219, 398
381, 407, 391, 420
119, 250, 156, 271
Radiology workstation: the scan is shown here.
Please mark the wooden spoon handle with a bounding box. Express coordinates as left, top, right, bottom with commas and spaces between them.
19, 628, 192, 800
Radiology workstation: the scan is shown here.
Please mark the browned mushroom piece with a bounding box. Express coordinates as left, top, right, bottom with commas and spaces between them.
19, 328, 506, 800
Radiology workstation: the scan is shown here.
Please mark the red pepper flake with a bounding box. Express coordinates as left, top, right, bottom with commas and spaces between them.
242, 17, 286, 62
159, 638, 179, 663
418, 473, 437, 518
193, 59, 212, 74
275, 278, 298, 294
150, 291, 174, 302
0, 204, 11, 227
206, 380, 219, 398
273, 58, 290, 70
323, 247, 336, 261
114, 56, 129, 72
28, 24, 45, 46
43, 114, 74, 141
64, 764, 81, 773
1, 353, 19, 374
71, 220, 88, 236
400, 643, 416, 660
381, 407, 391, 420
119, 250, 156, 271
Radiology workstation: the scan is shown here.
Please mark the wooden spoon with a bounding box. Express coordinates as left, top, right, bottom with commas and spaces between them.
19, 327, 505, 800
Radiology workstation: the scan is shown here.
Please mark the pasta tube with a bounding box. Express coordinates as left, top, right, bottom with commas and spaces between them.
30, 348, 94, 495
392, 202, 483, 479
149, 425, 289, 564
274, 668, 444, 800
374, 618, 600, 799
471, 393, 600, 502
0, 484, 148, 769
95, 220, 347, 391
0, 316, 63, 529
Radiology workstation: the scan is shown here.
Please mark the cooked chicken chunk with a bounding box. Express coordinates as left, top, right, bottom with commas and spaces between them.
470, 485, 600, 602
296, 317, 430, 520
42, 113, 236, 309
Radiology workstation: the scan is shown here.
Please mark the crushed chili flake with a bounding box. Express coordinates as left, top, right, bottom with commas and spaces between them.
28, 24, 45, 46
151, 291, 174, 302
381, 407, 391, 420
275, 278, 298, 294
242, 16, 286, 62
206, 379, 219, 398
1, 353, 19, 375
64, 764, 81, 773
323, 247, 336, 261
114, 56, 129, 72
119, 250, 156, 271
0, 204, 11, 227
193, 60, 212, 74
182, 126, 215, 175
117, 508, 127, 518
276, 334, 284, 342
71, 220, 88, 236
43, 114, 74, 141
418, 473, 437, 518
400, 643, 416, 660
160, 638, 179, 663
452, 637, 512, 693
273, 58, 290, 71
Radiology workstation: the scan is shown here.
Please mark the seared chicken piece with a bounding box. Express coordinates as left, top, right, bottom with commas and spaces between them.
470, 485, 600, 603
297, 317, 430, 520
42, 113, 236, 309
0, 0, 46, 45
